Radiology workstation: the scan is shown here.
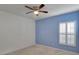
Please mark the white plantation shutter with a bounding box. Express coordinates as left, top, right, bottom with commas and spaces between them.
67, 22, 76, 46
59, 23, 66, 33
59, 34, 66, 45
59, 23, 66, 45
59, 21, 76, 47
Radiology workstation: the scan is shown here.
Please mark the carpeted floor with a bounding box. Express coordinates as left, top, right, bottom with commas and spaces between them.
6, 45, 79, 55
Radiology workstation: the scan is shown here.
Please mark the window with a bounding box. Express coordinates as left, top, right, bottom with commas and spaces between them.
59, 21, 76, 47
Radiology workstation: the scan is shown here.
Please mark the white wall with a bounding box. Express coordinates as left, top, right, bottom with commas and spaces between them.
0, 11, 35, 54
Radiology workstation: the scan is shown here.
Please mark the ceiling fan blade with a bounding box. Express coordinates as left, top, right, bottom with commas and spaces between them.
26, 11, 33, 14
39, 11, 48, 13
39, 4, 45, 9
25, 6, 33, 10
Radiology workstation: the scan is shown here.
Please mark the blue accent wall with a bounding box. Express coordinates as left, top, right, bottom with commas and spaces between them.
36, 11, 79, 52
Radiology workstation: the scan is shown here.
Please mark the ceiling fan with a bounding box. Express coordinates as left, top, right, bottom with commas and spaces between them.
25, 4, 48, 16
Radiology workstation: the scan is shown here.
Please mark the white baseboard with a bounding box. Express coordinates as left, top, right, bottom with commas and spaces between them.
0, 44, 35, 55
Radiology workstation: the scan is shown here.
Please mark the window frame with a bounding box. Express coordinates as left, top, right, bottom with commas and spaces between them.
59, 21, 76, 47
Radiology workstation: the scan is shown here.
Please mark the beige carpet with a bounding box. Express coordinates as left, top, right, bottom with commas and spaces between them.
6, 45, 79, 55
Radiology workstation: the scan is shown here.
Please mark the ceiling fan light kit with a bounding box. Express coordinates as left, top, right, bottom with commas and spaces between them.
25, 4, 48, 16
34, 11, 39, 15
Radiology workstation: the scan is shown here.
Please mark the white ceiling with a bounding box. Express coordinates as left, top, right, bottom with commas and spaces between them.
0, 4, 79, 20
